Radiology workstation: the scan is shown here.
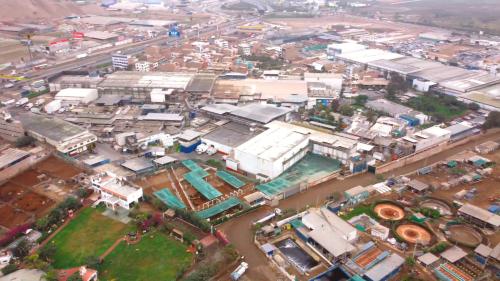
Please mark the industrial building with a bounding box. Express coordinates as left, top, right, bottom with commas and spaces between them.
201, 122, 265, 155
0, 148, 30, 172
201, 103, 292, 125
401, 126, 451, 152
48, 75, 104, 92
444, 121, 479, 141
301, 208, 357, 264
458, 203, 500, 230
54, 88, 98, 105
17, 113, 97, 156
229, 121, 359, 179
98, 71, 194, 99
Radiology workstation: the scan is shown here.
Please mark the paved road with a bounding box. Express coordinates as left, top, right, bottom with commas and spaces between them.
220, 130, 500, 281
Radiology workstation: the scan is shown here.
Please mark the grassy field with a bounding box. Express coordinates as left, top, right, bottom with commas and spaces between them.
99, 233, 192, 281
406, 94, 467, 121
340, 204, 378, 221
49, 207, 131, 269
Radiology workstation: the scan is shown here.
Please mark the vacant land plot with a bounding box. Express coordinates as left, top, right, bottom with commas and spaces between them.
12, 191, 53, 214
406, 94, 467, 121
100, 233, 192, 281
10, 169, 43, 187
0, 182, 24, 203
0, 205, 31, 229
50, 207, 131, 269
36, 156, 82, 180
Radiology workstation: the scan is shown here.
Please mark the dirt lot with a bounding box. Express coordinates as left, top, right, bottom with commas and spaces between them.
0, 156, 84, 230
10, 169, 43, 187
0, 182, 24, 203
0, 205, 32, 229
416, 149, 500, 209
36, 156, 82, 180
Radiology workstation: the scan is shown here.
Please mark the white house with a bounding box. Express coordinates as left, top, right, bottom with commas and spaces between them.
91, 172, 143, 210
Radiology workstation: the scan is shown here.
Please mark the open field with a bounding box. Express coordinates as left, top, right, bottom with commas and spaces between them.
366, 0, 500, 36
406, 94, 467, 121
49, 207, 131, 269
100, 232, 192, 281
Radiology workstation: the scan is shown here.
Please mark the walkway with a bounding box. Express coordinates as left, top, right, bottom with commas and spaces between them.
220, 130, 500, 281
100, 237, 125, 260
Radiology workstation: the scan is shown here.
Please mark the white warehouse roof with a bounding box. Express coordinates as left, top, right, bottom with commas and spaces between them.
235, 126, 309, 162
55, 88, 98, 100
337, 49, 403, 64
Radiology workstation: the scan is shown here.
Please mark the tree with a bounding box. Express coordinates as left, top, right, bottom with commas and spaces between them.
405, 256, 416, 266
43, 269, 59, 281
39, 243, 57, 262
1, 263, 17, 275
354, 95, 368, 106
339, 105, 354, 116
386, 73, 408, 101
13, 239, 32, 259
468, 102, 480, 111
85, 255, 101, 270
15, 135, 35, 148
483, 111, 500, 130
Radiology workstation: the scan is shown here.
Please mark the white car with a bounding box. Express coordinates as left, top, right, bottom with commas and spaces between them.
206, 145, 217, 155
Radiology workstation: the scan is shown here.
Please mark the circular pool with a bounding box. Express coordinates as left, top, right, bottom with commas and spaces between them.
374, 203, 405, 221
396, 224, 432, 245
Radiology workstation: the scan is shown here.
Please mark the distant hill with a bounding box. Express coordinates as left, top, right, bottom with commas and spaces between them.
0, 0, 103, 22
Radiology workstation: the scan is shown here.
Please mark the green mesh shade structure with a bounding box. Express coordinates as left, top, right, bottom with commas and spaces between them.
153, 188, 186, 209
216, 170, 245, 189
197, 197, 241, 219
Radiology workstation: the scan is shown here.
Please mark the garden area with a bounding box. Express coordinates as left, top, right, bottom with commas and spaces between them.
48, 207, 132, 269
99, 232, 192, 281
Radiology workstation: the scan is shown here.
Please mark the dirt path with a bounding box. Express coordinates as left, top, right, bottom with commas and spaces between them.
220, 131, 500, 281
100, 237, 125, 260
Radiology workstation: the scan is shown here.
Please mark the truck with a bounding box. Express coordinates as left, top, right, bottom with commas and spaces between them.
16, 97, 29, 107
76, 53, 88, 59
230, 262, 248, 281
206, 145, 217, 155
252, 208, 282, 226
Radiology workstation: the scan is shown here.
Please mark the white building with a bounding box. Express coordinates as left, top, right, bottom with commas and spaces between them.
150, 88, 174, 103
302, 208, 357, 264
55, 88, 98, 105
91, 171, 143, 210
111, 53, 130, 70
231, 121, 359, 179
135, 61, 152, 72
327, 42, 367, 59
402, 126, 451, 152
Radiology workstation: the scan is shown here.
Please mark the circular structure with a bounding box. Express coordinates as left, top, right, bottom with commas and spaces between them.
374, 203, 405, 221
447, 225, 482, 247
421, 199, 452, 216
396, 224, 432, 245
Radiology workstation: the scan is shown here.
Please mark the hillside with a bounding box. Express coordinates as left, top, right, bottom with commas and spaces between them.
0, 0, 104, 22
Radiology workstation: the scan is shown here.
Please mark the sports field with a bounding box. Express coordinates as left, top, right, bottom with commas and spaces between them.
100, 233, 192, 281
49, 207, 131, 269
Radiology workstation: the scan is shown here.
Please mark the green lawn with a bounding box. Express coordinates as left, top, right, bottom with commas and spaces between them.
49, 207, 131, 269
406, 94, 467, 121
99, 233, 192, 281
340, 204, 378, 221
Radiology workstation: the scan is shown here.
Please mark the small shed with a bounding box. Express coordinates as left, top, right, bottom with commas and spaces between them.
418, 252, 440, 268
407, 179, 430, 194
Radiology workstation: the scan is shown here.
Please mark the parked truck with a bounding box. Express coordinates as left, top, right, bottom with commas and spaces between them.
230, 262, 248, 281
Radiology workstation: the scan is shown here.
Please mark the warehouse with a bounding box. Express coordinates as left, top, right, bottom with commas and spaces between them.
232, 125, 310, 179
363, 253, 404, 281
229, 103, 292, 125
98, 71, 194, 99
230, 121, 359, 179
401, 126, 451, 153
458, 203, 500, 230
17, 113, 97, 156
48, 75, 104, 92
0, 148, 30, 172
54, 88, 98, 105
121, 157, 155, 175
201, 122, 266, 154
445, 121, 479, 141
